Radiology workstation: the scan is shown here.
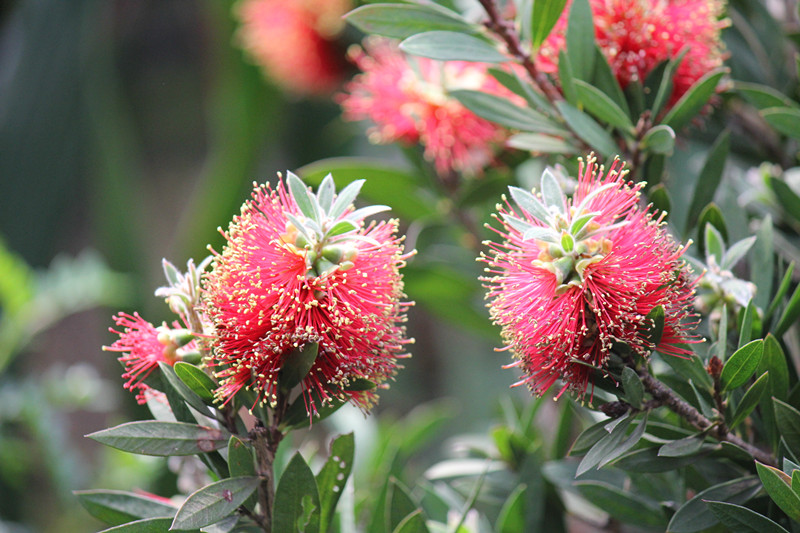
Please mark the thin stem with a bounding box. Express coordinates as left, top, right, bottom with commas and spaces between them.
635, 364, 776, 466
251, 391, 289, 532
477, 0, 563, 104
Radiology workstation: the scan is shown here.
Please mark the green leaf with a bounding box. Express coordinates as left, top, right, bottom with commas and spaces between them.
227, 436, 257, 510
541, 168, 566, 213
761, 107, 800, 139
345, 3, 478, 40
698, 205, 729, 258
621, 367, 643, 409
577, 413, 648, 475
667, 476, 762, 532
287, 171, 319, 222
87, 421, 229, 456
174, 362, 217, 403
531, 0, 568, 49
640, 125, 676, 155
705, 222, 726, 265
449, 90, 568, 135
569, 418, 613, 456
661, 68, 726, 131
591, 47, 629, 117
507, 133, 579, 154
74, 489, 176, 526
756, 461, 800, 522
98, 518, 183, 533
317, 433, 354, 533
687, 130, 730, 230
281, 389, 348, 430
750, 215, 774, 312
388, 478, 420, 532
738, 301, 758, 348
159, 362, 216, 419
171, 476, 261, 530
573, 80, 634, 132
649, 184, 671, 218
273, 453, 321, 533
278, 342, 319, 393
613, 446, 711, 473
399, 31, 507, 63
721, 339, 764, 391
496, 484, 527, 533
774, 281, 800, 338
658, 433, 706, 458
774, 399, 800, 458
769, 177, 800, 226
766, 262, 795, 326
729, 372, 770, 430
735, 81, 798, 110
391, 510, 429, 533
643, 305, 665, 348
576, 482, 666, 529
649, 52, 685, 118
555, 101, 619, 157
758, 335, 789, 401
558, 48, 578, 104
706, 501, 790, 533
565, 0, 596, 81
724, 236, 758, 273
660, 350, 712, 388
488, 67, 555, 114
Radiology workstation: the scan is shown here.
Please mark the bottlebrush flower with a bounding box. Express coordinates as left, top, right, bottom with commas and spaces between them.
536, 0, 727, 107
234, 0, 350, 95
482, 155, 697, 398
338, 38, 515, 176
105, 313, 196, 404
202, 172, 412, 416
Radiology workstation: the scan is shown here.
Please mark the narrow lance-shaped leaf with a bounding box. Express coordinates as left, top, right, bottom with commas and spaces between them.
287, 171, 320, 222
278, 342, 319, 393
273, 453, 321, 533
555, 101, 620, 157
399, 31, 508, 63
720, 339, 764, 391
74, 489, 177, 526
171, 476, 261, 530
173, 362, 217, 403
706, 501, 790, 533
344, 3, 479, 40
667, 476, 762, 533
574, 79, 635, 132
729, 372, 769, 430
530, 0, 568, 49
87, 421, 229, 456
317, 433, 355, 533
756, 461, 800, 522
328, 179, 365, 220
687, 130, 730, 230
565, 0, 596, 81
662, 69, 726, 131
508, 185, 551, 224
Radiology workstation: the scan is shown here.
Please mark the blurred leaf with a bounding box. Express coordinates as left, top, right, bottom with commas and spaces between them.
273, 453, 321, 533
757, 335, 789, 401
392, 510, 429, 533
667, 476, 761, 533
400, 31, 507, 62
496, 484, 527, 533
649, 52, 685, 118
649, 184, 672, 219
661, 69, 726, 131
174, 362, 217, 403
388, 478, 420, 532
97, 518, 185, 533
706, 501, 790, 533
87, 421, 229, 456
507, 133, 579, 154
774, 281, 800, 338
555, 101, 619, 157
729, 372, 769, 430
570, 418, 612, 456
768, 177, 800, 226
281, 389, 347, 429
660, 351, 712, 388
774, 399, 800, 458
558, 48, 578, 104
750, 215, 774, 312
172, 477, 261, 531
756, 461, 800, 522
298, 158, 435, 221
738, 301, 758, 348
577, 413, 648, 475
687, 130, 730, 230
761, 107, 800, 139
697, 205, 729, 255
565, 0, 596, 80
345, 3, 478, 39
705, 222, 726, 265
530, 0, 568, 49
724, 237, 757, 273
721, 339, 764, 391
613, 446, 711, 473
573, 80, 634, 132
766, 262, 795, 326
74, 489, 177, 526
317, 433, 354, 533
640, 125, 676, 155
488, 67, 555, 114
735, 82, 798, 110
278, 343, 319, 393
590, 48, 630, 118
449, 90, 567, 134
658, 433, 706, 458
576, 482, 666, 528
621, 367, 643, 409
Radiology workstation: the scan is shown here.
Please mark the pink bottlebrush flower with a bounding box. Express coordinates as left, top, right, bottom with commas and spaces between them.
482, 155, 697, 398
338, 38, 516, 176
202, 173, 412, 416
536, 0, 727, 108
234, 0, 350, 95
105, 313, 193, 404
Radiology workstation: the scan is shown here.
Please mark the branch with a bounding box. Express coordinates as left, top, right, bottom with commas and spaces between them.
476, 0, 563, 104
636, 364, 776, 466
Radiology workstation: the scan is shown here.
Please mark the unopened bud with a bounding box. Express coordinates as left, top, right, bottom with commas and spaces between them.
707, 355, 723, 379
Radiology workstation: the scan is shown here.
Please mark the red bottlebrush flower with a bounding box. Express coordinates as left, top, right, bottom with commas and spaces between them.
482, 155, 697, 398
202, 173, 412, 416
105, 313, 189, 404
536, 0, 727, 107
234, 0, 350, 95
338, 38, 516, 176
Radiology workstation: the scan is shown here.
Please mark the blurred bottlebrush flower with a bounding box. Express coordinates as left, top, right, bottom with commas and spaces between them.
234, 0, 351, 94
202, 172, 412, 416
482, 155, 697, 398
536, 0, 727, 107
105, 313, 197, 404
338, 38, 516, 176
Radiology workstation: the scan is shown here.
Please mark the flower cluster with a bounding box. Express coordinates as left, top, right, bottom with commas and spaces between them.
339, 38, 516, 177
536, 0, 727, 107
202, 173, 413, 414
482, 155, 697, 397
234, 0, 351, 94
